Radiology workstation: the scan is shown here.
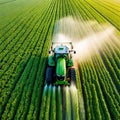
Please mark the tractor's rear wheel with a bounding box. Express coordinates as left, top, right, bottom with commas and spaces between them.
46, 67, 53, 85
69, 68, 76, 86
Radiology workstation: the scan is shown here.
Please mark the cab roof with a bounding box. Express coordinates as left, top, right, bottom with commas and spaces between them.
54, 46, 69, 54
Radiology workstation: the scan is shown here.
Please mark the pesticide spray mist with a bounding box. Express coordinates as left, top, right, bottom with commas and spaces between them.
52, 16, 118, 66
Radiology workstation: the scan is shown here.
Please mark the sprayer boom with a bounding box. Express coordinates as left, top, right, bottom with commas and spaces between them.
51, 42, 74, 50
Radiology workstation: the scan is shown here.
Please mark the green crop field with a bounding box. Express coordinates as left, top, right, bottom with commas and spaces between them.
0, 0, 120, 120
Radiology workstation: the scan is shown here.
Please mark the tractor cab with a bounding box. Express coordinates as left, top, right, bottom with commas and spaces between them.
54, 45, 69, 61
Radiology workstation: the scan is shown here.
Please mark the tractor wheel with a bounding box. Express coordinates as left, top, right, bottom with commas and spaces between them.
46, 67, 53, 85
70, 68, 76, 86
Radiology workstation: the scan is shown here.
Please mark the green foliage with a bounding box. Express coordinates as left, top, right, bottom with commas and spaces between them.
0, 0, 120, 120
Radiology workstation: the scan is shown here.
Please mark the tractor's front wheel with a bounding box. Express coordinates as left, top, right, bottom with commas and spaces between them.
69, 68, 76, 86
46, 67, 53, 85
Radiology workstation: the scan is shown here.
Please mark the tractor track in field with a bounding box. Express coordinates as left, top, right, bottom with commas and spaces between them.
39, 69, 85, 120
40, 85, 80, 120
62, 87, 66, 120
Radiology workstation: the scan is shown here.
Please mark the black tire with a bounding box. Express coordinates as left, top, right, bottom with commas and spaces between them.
70, 68, 76, 86
46, 67, 53, 85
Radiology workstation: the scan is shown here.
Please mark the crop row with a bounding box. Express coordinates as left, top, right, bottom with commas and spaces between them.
85, 0, 120, 30
0, 0, 120, 119
0, 1, 50, 116
0, 0, 56, 119
67, 0, 120, 119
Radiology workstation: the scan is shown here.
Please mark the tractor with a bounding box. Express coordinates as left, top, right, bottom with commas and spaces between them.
46, 42, 76, 86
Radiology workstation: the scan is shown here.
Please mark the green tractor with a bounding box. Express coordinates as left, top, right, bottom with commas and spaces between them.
46, 42, 76, 86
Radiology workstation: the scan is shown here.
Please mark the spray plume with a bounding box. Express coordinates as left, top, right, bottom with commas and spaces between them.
52, 16, 119, 65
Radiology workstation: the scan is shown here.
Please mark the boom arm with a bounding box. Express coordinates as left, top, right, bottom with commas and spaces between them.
52, 42, 73, 49
49, 42, 76, 54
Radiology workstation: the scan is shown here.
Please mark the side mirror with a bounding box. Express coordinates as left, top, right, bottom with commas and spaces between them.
49, 50, 51, 54
74, 51, 76, 54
